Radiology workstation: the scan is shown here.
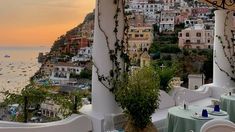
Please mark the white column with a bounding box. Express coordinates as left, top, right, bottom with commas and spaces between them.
92, 0, 124, 114
213, 10, 235, 93
80, 1, 125, 132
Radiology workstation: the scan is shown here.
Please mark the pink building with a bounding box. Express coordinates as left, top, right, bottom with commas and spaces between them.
178, 24, 214, 49
175, 12, 190, 25
175, 8, 191, 24
191, 7, 210, 18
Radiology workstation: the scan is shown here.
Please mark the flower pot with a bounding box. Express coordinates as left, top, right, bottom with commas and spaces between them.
125, 120, 158, 132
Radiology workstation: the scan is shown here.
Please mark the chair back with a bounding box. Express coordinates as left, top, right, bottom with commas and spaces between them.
200, 119, 235, 132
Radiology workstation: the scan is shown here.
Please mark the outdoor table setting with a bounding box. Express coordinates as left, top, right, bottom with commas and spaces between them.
167, 104, 229, 132
221, 91, 235, 123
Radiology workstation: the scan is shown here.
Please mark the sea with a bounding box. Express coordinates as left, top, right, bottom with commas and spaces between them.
0, 46, 49, 102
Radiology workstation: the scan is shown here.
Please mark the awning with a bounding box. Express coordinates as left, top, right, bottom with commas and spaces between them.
199, 0, 235, 11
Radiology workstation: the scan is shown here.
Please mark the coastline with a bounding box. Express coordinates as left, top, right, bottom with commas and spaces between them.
0, 47, 49, 102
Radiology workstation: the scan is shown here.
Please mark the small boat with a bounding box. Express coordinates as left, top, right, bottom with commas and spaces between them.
4, 55, 10, 58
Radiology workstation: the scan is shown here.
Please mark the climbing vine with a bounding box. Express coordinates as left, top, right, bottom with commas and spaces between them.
215, 11, 235, 81
204, 0, 235, 9
93, 0, 130, 93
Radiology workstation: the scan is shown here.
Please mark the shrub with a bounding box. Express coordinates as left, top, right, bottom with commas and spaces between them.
151, 61, 180, 92
79, 69, 92, 79
115, 67, 160, 129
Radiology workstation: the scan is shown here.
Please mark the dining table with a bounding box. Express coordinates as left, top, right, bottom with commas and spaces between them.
167, 105, 229, 132
221, 94, 235, 123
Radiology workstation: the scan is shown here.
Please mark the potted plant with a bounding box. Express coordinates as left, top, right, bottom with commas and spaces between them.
115, 66, 160, 132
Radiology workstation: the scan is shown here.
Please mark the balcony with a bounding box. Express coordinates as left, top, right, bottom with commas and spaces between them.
0, 114, 92, 132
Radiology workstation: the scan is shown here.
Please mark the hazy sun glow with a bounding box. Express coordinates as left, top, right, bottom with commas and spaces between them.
0, 0, 95, 47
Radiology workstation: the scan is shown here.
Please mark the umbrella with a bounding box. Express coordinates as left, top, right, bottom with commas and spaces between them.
199, 0, 235, 11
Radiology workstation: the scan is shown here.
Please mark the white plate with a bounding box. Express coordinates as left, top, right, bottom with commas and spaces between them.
208, 111, 227, 116
191, 115, 213, 120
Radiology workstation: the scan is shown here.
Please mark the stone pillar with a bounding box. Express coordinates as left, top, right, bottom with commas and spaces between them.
80, 0, 125, 131
92, 0, 124, 115
213, 10, 235, 95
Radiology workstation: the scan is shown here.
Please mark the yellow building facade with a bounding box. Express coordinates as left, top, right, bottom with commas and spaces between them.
127, 26, 153, 64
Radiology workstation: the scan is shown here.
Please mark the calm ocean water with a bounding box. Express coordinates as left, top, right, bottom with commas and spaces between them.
0, 47, 49, 101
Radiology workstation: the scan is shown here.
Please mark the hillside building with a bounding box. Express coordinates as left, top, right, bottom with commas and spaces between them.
178, 24, 214, 49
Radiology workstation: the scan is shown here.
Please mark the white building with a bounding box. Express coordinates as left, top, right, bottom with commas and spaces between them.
184, 19, 203, 28
50, 63, 84, 81
159, 10, 179, 32
72, 47, 92, 62
188, 74, 205, 90
179, 0, 188, 7
41, 100, 62, 118
162, 0, 183, 7
192, 0, 209, 8
127, 0, 164, 22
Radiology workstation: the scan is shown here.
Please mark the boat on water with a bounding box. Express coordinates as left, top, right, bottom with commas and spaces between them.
4, 55, 10, 58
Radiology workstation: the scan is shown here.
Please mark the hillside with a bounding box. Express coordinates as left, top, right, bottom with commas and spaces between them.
50, 11, 95, 52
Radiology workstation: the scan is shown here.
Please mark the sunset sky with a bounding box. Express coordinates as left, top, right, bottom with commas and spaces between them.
0, 0, 95, 47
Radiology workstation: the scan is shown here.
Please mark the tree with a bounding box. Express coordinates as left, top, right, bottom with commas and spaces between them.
2, 83, 82, 122
149, 42, 160, 54
160, 45, 182, 54
151, 61, 180, 92
200, 50, 213, 81
115, 67, 160, 131
79, 69, 92, 79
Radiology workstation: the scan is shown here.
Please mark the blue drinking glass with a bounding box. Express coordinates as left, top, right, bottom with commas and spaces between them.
214, 105, 220, 112
202, 109, 208, 117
